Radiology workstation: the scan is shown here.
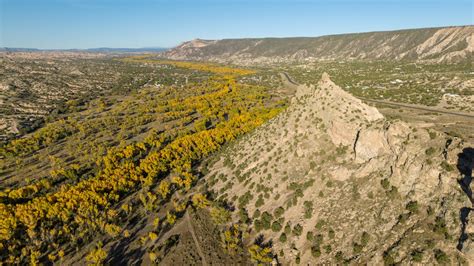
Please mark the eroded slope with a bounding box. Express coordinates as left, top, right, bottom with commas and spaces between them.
205, 73, 471, 264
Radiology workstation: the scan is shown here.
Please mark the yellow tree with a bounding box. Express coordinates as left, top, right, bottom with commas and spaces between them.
192, 193, 209, 209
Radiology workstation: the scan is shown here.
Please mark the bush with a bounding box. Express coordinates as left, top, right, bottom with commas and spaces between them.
272, 221, 282, 232
361, 231, 370, 246
398, 213, 410, 224
274, 207, 285, 218
411, 249, 423, 262
279, 233, 287, 243
253, 209, 261, 218
432, 216, 448, 238
383, 252, 395, 265
434, 249, 449, 264
284, 223, 292, 234
314, 234, 324, 245
255, 196, 264, 208
324, 244, 332, 253
254, 219, 263, 232
335, 251, 344, 262
315, 219, 326, 229
303, 201, 313, 219
405, 201, 419, 213
259, 211, 273, 230
440, 161, 454, 172
353, 242, 363, 254
311, 246, 321, 258
328, 228, 335, 239
293, 224, 303, 236
425, 147, 436, 156
381, 178, 390, 190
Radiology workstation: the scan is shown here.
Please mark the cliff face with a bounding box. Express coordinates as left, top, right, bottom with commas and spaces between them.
204, 73, 471, 264
162, 26, 473, 64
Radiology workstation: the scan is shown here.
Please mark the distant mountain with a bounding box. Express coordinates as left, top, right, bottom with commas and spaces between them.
162, 26, 473, 63
0, 47, 41, 52
83, 47, 168, 53
0, 47, 168, 53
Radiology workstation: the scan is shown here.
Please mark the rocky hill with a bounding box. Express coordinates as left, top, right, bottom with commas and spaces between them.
203, 73, 473, 264
162, 26, 473, 64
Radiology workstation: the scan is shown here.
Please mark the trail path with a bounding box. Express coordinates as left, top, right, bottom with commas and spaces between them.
185, 211, 208, 266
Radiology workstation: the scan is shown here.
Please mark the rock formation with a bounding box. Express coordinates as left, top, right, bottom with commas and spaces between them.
205, 73, 470, 264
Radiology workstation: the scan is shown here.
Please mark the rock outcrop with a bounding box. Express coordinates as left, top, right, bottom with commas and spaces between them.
204, 73, 470, 264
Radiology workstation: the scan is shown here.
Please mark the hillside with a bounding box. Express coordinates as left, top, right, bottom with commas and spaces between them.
203, 73, 473, 264
162, 26, 474, 64
0, 55, 472, 264
0, 58, 286, 265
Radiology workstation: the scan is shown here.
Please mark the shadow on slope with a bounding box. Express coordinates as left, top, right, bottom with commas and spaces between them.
456, 147, 474, 251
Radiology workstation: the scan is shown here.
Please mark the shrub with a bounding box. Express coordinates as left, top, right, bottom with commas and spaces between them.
272, 221, 282, 232
274, 207, 285, 218
261, 212, 273, 230
367, 191, 374, 199
315, 220, 326, 230
353, 242, 363, 254
314, 234, 324, 245
279, 233, 287, 243
440, 161, 454, 172
324, 244, 332, 253
405, 201, 419, 213
293, 224, 303, 236
381, 178, 390, 190
255, 196, 264, 208
328, 228, 335, 239
434, 249, 449, 264
253, 209, 261, 218
335, 251, 344, 262
411, 249, 423, 262
238, 208, 249, 224
425, 147, 436, 156
303, 201, 313, 219
311, 246, 321, 258
254, 220, 263, 232
284, 223, 292, 234
361, 232, 370, 246
398, 213, 410, 223
432, 216, 448, 238
383, 252, 395, 265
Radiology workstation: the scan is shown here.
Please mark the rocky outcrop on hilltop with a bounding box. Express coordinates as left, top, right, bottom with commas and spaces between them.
204, 73, 471, 264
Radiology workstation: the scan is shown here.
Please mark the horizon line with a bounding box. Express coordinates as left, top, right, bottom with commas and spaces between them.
2, 24, 471, 51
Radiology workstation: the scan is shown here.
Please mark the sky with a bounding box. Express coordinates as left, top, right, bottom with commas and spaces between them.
0, 0, 472, 49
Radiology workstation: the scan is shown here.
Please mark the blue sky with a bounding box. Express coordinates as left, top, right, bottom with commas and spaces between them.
0, 0, 472, 49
